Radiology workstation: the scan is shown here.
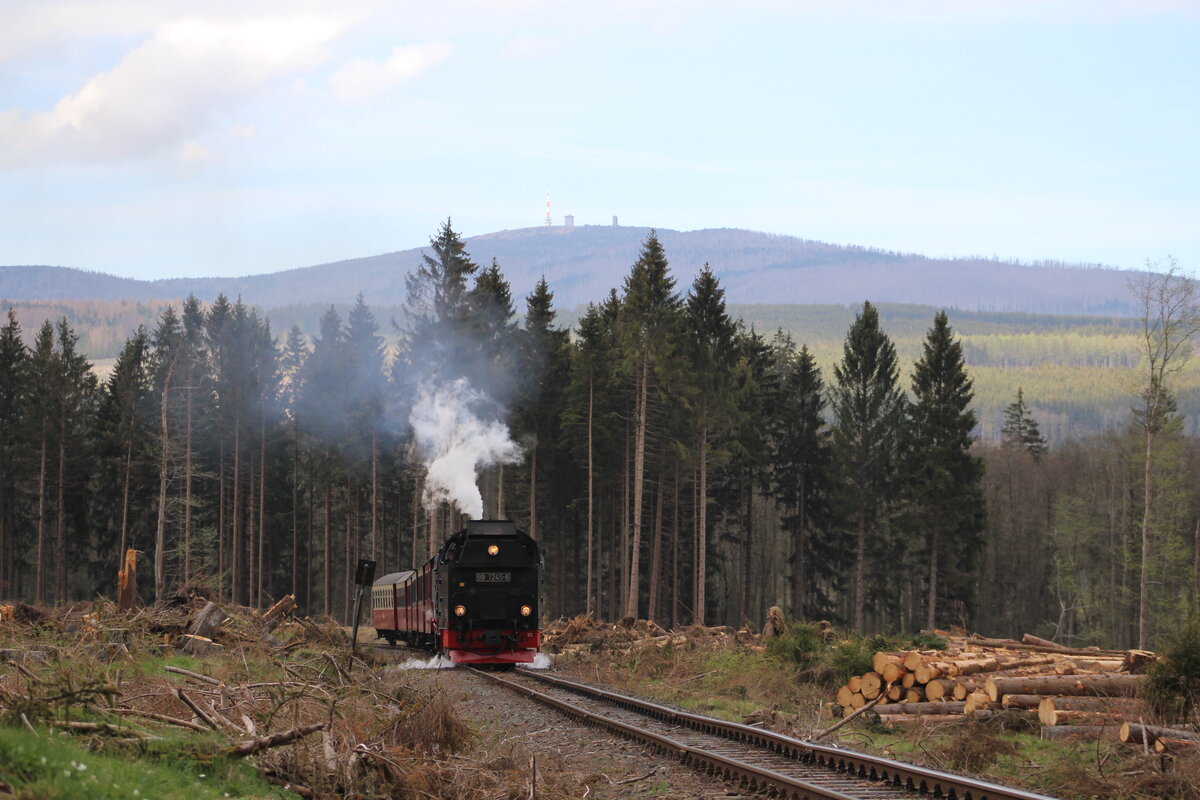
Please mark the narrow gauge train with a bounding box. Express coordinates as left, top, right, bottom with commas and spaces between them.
371, 519, 542, 665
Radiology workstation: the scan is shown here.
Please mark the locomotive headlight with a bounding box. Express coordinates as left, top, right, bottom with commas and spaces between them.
487, 544, 499, 556
520, 605, 532, 617
454, 605, 467, 617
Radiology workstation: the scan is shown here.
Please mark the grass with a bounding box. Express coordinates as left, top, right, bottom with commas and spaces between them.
0, 725, 292, 799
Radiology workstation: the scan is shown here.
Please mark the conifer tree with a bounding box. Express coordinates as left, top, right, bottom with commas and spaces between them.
27, 321, 56, 603
405, 219, 479, 380
97, 327, 151, 579
279, 325, 309, 602
769, 333, 834, 621
905, 311, 985, 629
517, 278, 571, 609
1001, 388, 1046, 460
830, 301, 904, 632
0, 310, 27, 597
618, 233, 681, 620
684, 266, 739, 624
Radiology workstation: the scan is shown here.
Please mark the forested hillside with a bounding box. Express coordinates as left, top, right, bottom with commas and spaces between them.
1, 224, 1196, 649
2, 297, 1189, 444
2, 224, 1142, 314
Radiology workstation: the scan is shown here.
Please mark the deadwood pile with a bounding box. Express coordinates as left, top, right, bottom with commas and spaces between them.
837, 631, 1200, 752
0, 588, 517, 797
540, 614, 762, 654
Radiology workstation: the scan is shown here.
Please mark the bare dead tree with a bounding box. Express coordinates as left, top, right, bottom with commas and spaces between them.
1129, 259, 1200, 649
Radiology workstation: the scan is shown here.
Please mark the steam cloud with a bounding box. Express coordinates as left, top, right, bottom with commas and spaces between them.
409, 377, 522, 519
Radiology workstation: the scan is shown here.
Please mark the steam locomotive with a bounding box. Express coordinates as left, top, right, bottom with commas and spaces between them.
371, 519, 542, 665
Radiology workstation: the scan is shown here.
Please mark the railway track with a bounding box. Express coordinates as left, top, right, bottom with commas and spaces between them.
473, 667, 1059, 800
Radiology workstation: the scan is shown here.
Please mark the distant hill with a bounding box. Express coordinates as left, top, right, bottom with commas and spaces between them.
1, 225, 1142, 316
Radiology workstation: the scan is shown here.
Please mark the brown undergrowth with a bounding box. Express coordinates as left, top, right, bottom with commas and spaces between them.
0, 598, 572, 799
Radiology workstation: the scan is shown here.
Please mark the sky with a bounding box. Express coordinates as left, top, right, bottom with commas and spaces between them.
0, 0, 1197, 280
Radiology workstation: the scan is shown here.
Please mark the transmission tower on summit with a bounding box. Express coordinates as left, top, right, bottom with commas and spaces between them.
545, 191, 552, 226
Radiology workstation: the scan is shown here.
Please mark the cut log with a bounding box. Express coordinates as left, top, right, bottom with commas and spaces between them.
985, 674, 1143, 703
1031, 696, 1146, 714
1155, 737, 1200, 753
877, 714, 967, 727
872, 651, 903, 675
952, 682, 969, 701
1120, 722, 1200, 746
187, 602, 227, 639
1037, 700, 1126, 726
1022, 633, 1069, 650
847, 675, 862, 693
924, 679, 956, 701
968, 635, 1129, 658
1041, 725, 1119, 741
914, 662, 950, 683
903, 687, 925, 704
847, 692, 866, 710
901, 650, 925, 671
901, 672, 917, 689
261, 595, 295, 632
836, 685, 854, 707
860, 672, 884, 700
885, 684, 903, 701
871, 701, 966, 715
963, 691, 994, 713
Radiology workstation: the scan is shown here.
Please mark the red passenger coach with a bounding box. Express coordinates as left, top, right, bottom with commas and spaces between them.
372, 520, 542, 665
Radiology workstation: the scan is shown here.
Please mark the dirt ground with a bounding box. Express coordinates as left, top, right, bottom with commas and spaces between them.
391, 659, 750, 799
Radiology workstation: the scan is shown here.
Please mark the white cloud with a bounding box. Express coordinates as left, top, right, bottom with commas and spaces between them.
329, 42, 454, 103
0, 15, 343, 167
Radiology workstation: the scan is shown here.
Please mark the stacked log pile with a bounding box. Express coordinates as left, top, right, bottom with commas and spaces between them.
832, 632, 1198, 744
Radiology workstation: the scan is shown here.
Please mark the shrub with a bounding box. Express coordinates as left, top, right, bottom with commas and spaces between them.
766, 623, 823, 666
1144, 616, 1200, 722
826, 636, 874, 683
909, 631, 947, 650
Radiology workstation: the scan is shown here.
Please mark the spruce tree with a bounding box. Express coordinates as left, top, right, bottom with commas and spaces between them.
517, 277, 571, 610
830, 301, 904, 632
1001, 388, 1046, 461
0, 310, 27, 597
769, 333, 834, 621
684, 265, 739, 624
905, 311, 985, 629
96, 327, 152, 586
618, 232, 681, 620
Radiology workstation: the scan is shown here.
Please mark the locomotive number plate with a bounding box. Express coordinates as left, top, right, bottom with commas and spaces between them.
476, 572, 512, 583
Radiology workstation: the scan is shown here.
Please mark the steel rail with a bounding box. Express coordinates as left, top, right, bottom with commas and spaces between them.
476, 667, 1058, 800
474, 667, 867, 800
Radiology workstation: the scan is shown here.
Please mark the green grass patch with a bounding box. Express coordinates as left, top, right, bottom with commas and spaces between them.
0, 724, 297, 799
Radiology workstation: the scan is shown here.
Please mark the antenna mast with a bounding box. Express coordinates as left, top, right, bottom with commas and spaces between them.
545, 191, 552, 226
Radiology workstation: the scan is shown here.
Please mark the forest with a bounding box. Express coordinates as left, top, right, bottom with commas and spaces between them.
0, 222, 1196, 650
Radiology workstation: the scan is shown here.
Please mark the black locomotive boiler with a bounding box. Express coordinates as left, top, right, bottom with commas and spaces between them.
371, 519, 542, 665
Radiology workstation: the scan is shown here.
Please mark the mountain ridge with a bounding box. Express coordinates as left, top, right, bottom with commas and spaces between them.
2, 225, 1143, 316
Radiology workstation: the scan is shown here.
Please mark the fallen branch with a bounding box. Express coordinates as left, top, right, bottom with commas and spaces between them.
615, 770, 656, 786
164, 665, 222, 685
228, 723, 326, 758
54, 720, 157, 739
811, 691, 887, 741
175, 688, 222, 730
110, 707, 209, 732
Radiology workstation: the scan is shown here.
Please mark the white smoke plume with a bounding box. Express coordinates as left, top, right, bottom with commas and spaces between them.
409, 377, 522, 519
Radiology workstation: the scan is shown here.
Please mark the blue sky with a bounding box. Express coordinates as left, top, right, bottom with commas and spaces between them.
1, 0, 1196, 280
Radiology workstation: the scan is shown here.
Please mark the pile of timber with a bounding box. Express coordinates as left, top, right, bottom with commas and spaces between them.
832, 632, 1183, 742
